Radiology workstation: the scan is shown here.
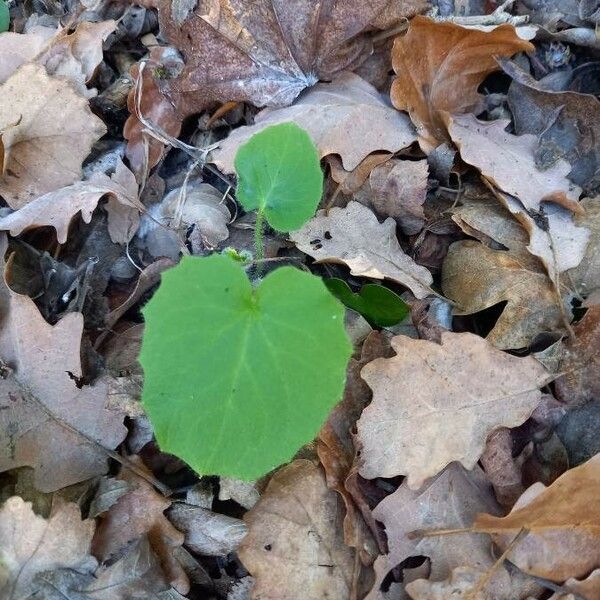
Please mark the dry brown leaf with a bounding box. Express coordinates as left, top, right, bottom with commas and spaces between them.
0, 26, 56, 84
442, 240, 565, 349
390, 16, 533, 152
447, 115, 582, 213
92, 456, 188, 594
146, 0, 417, 111
238, 459, 355, 600
212, 73, 416, 174
364, 158, 428, 235
327, 153, 392, 195
0, 238, 127, 492
549, 570, 600, 600
553, 306, 600, 405
0, 159, 140, 244
37, 20, 117, 97
356, 331, 550, 486
568, 197, 600, 300
473, 453, 600, 581
0, 496, 96, 598
291, 201, 434, 299
317, 331, 392, 562
0, 64, 106, 208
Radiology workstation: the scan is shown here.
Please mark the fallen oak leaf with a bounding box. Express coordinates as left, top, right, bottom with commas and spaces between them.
472, 453, 600, 582
0, 159, 140, 244
442, 240, 565, 349
0, 64, 106, 208
446, 114, 582, 213
0, 234, 127, 492
211, 73, 416, 174
390, 16, 533, 152
0, 496, 96, 598
0, 25, 56, 84
238, 459, 356, 600
92, 456, 188, 594
290, 201, 434, 299
356, 331, 551, 486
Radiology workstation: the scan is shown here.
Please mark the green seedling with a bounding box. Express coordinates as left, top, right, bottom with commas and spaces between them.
140, 123, 351, 479
325, 278, 410, 327
0, 1, 9, 32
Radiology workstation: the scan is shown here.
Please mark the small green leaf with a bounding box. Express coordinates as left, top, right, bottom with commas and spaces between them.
0, 0, 9, 32
140, 255, 352, 479
234, 122, 323, 232
325, 278, 410, 327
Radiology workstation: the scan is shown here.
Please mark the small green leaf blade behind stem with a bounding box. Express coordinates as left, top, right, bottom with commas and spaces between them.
140, 255, 352, 479
234, 122, 323, 232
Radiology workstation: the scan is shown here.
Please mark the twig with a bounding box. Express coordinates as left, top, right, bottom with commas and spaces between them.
428, 0, 529, 26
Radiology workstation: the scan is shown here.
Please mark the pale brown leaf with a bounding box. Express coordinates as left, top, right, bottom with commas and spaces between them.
447, 115, 582, 212
356, 331, 550, 486
0, 26, 56, 84
473, 453, 600, 581
0, 497, 96, 598
0, 159, 140, 244
0, 238, 127, 492
211, 73, 416, 174
390, 16, 533, 151
0, 64, 106, 208
442, 240, 564, 349
290, 201, 434, 299
568, 197, 600, 300
238, 459, 355, 600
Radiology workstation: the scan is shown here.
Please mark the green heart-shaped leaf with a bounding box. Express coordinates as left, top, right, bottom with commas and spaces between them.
140, 255, 352, 479
234, 122, 323, 232
325, 278, 409, 327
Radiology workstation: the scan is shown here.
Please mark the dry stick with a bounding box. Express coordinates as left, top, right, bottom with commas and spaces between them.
429, 0, 529, 26
465, 527, 529, 600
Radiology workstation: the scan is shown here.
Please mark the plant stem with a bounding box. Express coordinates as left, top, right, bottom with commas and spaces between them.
254, 209, 265, 263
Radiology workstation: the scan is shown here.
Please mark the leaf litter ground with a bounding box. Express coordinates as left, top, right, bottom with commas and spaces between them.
0, 1, 599, 600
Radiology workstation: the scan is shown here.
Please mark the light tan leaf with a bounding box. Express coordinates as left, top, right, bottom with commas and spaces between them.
92, 456, 188, 594
548, 570, 600, 600
37, 20, 117, 97
473, 453, 600, 581
0, 64, 106, 208
290, 201, 433, 299
168, 503, 247, 556
390, 16, 533, 151
0, 26, 56, 84
356, 331, 550, 486
0, 159, 140, 244
442, 240, 565, 349
0, 238, 127, 492
0, 496, 96, 598
447, 115, 582, 212
238, 459, 355, 600
211, 73, 416, 173
568, 197, 600, 300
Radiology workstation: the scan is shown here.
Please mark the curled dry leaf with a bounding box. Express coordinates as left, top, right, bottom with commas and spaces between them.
212, 73, 416, 174
507, 79, 600, 195
0, 240, 127, 492
290, 201, 434, 299
317, 331, 392, 562
168, 503, 247, 556
473, 453, 600, 582
0, 159, 140, 244
0, 64, 106, 208
356, 331, 551, 486
390, 16, 533, 152
238, 459, 355, 600
442, 240, 565, 349
446, 114, 582, 213
553, 305, 600, 405
36, 20, 117, 97
92, 456, 188, 594
0, 496, 96, 598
